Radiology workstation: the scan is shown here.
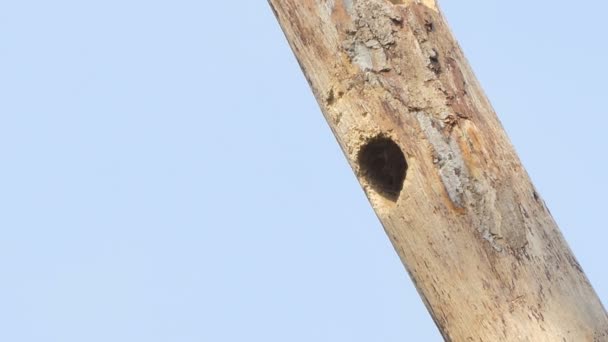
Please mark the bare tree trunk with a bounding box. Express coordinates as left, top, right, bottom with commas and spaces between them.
269, 0, 608, 340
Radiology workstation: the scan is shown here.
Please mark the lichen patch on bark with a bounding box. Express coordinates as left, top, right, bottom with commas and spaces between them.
416, 112, 468, 207
341, 0, 403, 72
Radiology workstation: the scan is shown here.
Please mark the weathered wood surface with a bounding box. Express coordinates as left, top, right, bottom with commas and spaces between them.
269, 0, 608, 340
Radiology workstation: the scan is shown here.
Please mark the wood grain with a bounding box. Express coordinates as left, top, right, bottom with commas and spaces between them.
269, 0, 608, 340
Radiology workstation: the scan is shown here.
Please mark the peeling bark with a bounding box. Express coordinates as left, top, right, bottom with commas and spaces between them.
269, 0, 608, 340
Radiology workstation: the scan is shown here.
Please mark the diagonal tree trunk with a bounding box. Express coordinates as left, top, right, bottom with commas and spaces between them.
269, 0, 608, 340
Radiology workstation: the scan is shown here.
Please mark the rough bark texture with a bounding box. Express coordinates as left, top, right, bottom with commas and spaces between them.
269, 0, 608, 341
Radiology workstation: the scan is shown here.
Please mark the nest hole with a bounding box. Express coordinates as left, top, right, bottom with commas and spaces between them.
358, 136, 408, 202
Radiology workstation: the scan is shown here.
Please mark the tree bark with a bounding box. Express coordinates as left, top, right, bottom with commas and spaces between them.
268, 0, 608, 340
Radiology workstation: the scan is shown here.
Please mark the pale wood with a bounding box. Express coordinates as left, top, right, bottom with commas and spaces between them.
269, 0, 608, 340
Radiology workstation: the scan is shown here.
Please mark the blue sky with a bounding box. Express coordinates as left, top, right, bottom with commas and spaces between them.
1, 1, 606, 341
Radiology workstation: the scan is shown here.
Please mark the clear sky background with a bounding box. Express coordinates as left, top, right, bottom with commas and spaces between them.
1, 1, 606, 341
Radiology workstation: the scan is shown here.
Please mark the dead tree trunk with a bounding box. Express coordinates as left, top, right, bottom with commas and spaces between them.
269, 0, 608, 340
